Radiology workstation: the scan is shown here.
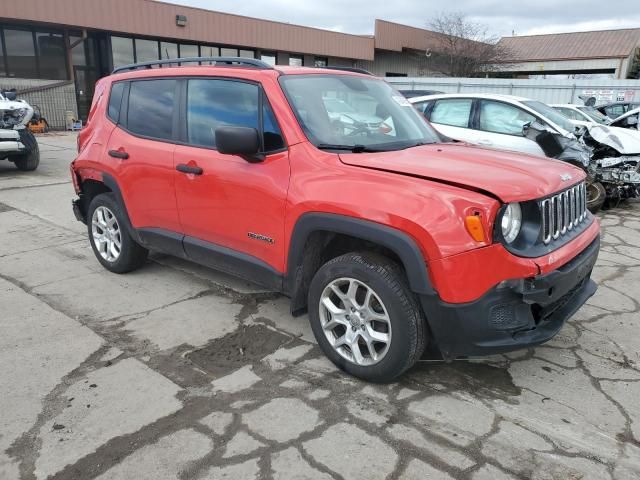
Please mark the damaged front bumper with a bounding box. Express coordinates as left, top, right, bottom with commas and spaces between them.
421, 236, 599, 360
0, 128, 26, 157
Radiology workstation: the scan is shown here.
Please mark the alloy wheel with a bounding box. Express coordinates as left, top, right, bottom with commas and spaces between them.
91, 206, 122, 262
319, 277, 392, 366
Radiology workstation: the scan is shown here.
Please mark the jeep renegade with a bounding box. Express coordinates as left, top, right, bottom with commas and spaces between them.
71, 58, 600, 382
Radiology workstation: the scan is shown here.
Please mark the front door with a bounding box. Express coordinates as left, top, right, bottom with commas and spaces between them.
173, 78, 289, 273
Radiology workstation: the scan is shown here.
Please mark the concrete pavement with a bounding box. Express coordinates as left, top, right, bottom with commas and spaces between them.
1, 133, 639, 479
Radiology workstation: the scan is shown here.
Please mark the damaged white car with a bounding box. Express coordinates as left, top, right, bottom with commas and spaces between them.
1, 89, 40, 171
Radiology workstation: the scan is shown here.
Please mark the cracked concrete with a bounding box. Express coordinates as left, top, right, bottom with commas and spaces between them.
1, 133, 640, 479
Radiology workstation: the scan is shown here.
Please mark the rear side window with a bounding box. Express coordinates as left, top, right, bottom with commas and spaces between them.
430, 99, 472, 128
107, 82, 125, 123
127, 79, 177, 140
186, 79, 284, 152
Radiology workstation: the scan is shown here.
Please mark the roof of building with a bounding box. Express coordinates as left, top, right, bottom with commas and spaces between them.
498, 28, 640, 62
0, 0, 375, 60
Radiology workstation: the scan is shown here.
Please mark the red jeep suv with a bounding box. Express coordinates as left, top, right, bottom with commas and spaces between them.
71, 58, 600, 382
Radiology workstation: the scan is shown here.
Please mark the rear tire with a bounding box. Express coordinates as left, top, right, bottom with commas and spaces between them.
308, 252, 426, 383
12, 129, 40, 171
87, 193, 148, 273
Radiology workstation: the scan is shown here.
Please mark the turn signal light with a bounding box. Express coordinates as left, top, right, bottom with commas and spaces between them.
465, 215, 485, 242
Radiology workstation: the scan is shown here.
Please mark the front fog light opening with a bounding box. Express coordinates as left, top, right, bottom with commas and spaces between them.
501, 203, 522, 244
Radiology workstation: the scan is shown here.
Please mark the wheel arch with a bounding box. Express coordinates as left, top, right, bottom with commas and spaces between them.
285, 213, 435, 315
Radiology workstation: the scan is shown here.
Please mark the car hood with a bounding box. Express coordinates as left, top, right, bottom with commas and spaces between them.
339, 143, 585, 203
587, 124, 640, 155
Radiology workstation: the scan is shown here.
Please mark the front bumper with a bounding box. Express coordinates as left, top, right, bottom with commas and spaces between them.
0, 128, 25, 156
421, 236, 599, 360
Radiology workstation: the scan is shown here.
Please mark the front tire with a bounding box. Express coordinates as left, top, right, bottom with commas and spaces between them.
586, 179, 606, 213
87, 193, 148, 273
308, 252, 426, 383
12, 129, 40, 171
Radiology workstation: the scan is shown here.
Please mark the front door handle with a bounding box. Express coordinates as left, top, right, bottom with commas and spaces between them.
176, 163, 203, 175
108, 149, 129, 159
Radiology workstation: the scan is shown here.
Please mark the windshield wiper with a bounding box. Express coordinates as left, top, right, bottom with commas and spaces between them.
316, 144, 375, 153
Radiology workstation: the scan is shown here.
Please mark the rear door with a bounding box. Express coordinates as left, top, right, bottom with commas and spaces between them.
173, 77, 289, 274
425, 97, 477, 143
105, 78, 181, 232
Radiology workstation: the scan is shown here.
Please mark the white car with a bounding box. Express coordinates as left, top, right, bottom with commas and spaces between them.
1, 90, 39, 171
609, 107, 640, 131
409, 93, 579, 157
550, 104, 611, 127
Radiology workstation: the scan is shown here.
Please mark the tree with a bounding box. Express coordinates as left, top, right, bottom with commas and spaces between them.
426, 12, 511, 77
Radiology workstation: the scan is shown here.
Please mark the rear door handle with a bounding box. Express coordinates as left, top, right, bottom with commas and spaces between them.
176, 163, 203, 175
108, 149, 129, 159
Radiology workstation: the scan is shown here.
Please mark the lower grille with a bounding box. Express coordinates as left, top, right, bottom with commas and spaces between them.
540, 182, 587, 245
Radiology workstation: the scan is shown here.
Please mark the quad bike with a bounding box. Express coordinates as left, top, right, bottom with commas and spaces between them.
0, 89, 40, 171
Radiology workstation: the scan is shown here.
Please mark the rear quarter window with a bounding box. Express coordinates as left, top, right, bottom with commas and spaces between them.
107, 82, 126, 123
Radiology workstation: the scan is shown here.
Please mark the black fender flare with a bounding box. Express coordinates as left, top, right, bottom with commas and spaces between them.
100, 173, 142, 244
286, 213, 435, 303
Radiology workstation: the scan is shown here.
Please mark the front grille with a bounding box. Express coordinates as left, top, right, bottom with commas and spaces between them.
540, 182, 587, 245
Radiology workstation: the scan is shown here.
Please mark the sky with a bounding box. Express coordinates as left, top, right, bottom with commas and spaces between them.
167, 0, 640, 38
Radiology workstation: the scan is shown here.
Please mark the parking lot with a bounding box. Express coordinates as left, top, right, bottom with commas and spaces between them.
1, 133, 639, 479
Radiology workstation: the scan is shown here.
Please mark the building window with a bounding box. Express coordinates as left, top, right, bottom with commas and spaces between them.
314, 57, 328, 67
179, 44, 199, 58
35, 32, 66, 80
220, 47, 238, 57
160, 42, 178, 60
239, 49, 255, 59
4, 28, 38, 78
260, 52, 276, 66
200, 46, 220, 64
135, 38, 159, 63
111, 36, 134, 68
289, 55, 303, 66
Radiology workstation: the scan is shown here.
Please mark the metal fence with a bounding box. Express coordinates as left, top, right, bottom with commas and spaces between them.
386, 77, 640, 105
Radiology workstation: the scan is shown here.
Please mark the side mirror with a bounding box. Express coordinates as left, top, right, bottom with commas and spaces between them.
521, 121, 531, 136
215, 126, 264, 162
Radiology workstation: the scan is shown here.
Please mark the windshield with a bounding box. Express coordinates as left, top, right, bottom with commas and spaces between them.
577, 106, 610, 124
523, 100, 575, 133
280, 75, 440, 151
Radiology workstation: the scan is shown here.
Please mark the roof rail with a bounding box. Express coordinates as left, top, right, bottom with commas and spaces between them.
112, 57, 274, 74
316, 66, 374, 75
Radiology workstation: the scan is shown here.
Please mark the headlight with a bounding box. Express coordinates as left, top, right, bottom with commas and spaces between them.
501, 203, 522, 243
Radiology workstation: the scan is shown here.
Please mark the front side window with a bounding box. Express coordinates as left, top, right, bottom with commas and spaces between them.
280, 74, 439, 151
186, 79, 283, 152
431, 99, 472, 128
127, 79, 176, 139
553, 107, 581, 121
577, 106, 609, 124
480, 101, 536, 135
